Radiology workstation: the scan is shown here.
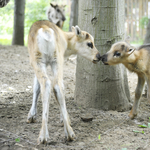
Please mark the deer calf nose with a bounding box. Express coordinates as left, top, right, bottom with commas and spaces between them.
101, 54, 107, 62
96, 53, 101, 60
62, 17, 66, 21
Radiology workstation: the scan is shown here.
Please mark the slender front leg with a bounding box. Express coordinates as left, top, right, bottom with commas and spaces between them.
129, 75, 145, 119
53, 83, 75, 141
27, 75, 40, 123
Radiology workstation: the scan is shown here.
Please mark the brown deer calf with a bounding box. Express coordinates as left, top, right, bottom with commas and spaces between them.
101, 41, 150, 119
27, 20, 101, 144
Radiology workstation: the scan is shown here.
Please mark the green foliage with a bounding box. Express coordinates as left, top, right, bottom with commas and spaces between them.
98, 134, 101, 140
25, 0, 50, 35
0, 0, 70, 45
63, 13, 70, 32
133, 130, 145, 134
131, 39, 143, 46
138, 124, 148, 128
138, 122, 150, 128
0, 38, 11, 45
140, 16, 149, 29
62, 5, 70, 32
15, 138, 20, 142
0, 0, 14, 35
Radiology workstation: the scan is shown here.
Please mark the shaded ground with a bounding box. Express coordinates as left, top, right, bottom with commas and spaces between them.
0, 45, 150, 150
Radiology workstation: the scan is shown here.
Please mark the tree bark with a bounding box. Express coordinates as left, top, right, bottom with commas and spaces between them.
12, 0, 25, 45
69, 0, 78, 31
75, 0, 130, 111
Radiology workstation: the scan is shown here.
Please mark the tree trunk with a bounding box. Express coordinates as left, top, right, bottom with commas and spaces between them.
12, 0, 25, 45
144, 19, 150, 44
69, 0, 78, 31
75, 0, 130, 111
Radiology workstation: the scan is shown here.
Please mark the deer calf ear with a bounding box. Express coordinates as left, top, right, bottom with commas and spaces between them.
75, 26, 81, 36
50, 3, 57, 8
72, 26, 82, 37
127, 48, 135, 55
71, 26, 81, 36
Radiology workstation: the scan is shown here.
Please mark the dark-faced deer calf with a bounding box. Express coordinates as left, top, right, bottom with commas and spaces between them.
101, 40, 150, 119
46, 3, 66, 28
27, 20, 101, 144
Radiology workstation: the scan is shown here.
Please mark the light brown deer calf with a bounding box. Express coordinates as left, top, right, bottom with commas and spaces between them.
101, 40, 150, 119
27, 20, 101, 144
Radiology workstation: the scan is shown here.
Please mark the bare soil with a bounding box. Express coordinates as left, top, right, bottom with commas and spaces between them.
0, 45, 150, 150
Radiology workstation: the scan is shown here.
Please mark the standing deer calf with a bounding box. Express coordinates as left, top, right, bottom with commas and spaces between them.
27, 20, 101, 144
101, 41, 150, 119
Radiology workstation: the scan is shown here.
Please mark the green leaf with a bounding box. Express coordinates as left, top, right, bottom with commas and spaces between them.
142, 131, 145, 134
98, 134, 101, 140
15, 138, 20, 142
138, 124, 147, 128
148, 123, 150, 128
122, 148, 127, 150
133, 130, 145, 134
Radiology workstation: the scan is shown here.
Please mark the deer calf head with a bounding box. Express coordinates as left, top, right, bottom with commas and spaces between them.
46, 3, 66, 28
101, 41, 135, 65
71, 26, 101, 64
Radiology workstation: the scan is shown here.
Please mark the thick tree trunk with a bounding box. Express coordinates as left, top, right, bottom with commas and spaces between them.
75, 0, 130, 111
12, 0, 25, 45
69, 0, 78, 31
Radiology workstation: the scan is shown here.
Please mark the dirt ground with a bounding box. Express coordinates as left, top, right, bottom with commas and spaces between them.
0, 45, 150, 150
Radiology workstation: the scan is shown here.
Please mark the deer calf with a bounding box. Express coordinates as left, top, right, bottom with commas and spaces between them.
101, 41, 150, 119
27, 20, 101, 144
46, 3, 66, 28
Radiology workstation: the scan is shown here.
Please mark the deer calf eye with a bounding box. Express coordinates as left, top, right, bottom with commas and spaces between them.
87, 42, 93, 49
114, 51, 121, 57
